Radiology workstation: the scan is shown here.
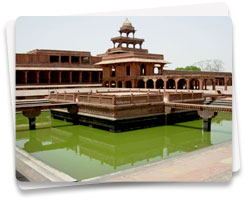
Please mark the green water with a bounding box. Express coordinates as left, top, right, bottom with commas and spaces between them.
16, 111, 232, 181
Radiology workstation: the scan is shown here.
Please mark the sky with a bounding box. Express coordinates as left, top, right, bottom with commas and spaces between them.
16, 16, 232, 72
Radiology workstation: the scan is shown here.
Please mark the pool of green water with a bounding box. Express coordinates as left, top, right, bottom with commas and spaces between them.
16, 111, 232, 181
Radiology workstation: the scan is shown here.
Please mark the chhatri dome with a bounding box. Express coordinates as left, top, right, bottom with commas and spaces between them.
122, 18, 132, 27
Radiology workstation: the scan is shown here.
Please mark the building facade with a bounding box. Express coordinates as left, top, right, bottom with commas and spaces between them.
16, 19, 232, 91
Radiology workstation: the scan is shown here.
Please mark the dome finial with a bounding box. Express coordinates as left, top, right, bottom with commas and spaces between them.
122, 18, 132, 27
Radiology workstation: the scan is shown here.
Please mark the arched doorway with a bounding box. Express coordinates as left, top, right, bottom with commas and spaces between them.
178, 79, 187, 89
166, 79, 175, 89
125, 81, 132, 88
117, 81, 122, 88
190, 79, 200, 90
147, 79, 154, 88
27, 71, 37, 84
110, 81, 116, 88
156, 79, 164, 89
137, 80, 145, 88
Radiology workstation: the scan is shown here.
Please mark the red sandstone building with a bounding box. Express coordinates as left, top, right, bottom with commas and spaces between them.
16, 19, 232, 91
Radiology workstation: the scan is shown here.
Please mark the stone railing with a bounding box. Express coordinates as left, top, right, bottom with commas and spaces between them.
49, 90, 163, 106
166, 92, 203, 102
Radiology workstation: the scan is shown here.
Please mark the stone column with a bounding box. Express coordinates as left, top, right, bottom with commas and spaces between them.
198, 111, 217, 132
122, 81, 125, 88
58, 56, 61, 63
23, 108, 41, 130
48, 71, 51, 84
163, 79, 167, 89
175, 79, 179, 90
153, 79, 157, 89
199, 79, 204, 90
224, 78, 228, 91
144, 79, 148, 89
186, 79, 190, 90
69, 56, 72, 64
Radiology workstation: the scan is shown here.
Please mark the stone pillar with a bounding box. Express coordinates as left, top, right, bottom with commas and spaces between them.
69, 56, 72, 64
199, 79, 204, 90
23, 108, 41, 130
186, 79, 190, 90
163, 79, 167, 89
122, 81, 125, 88
48, 71, 51, 84
204, 80, 207, 90
37, 71, 40, 84
144, 80, 148, 89
153, 79, 157, 89
58, 71, 62, 84
58, 56, 61, 63
224, 78, 228, 91
198, 111, 217, 132
24, 71, 28, 84
175, 79, 179, 90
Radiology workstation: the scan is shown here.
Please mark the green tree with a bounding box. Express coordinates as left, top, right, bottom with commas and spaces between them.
175, 66, 201, 71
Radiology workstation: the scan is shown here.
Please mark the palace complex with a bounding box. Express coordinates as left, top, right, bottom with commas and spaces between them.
16, 19, 232, 91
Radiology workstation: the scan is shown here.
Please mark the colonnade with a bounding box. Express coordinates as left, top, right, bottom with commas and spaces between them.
104, 77, 232, 91
16, 70, 102, 85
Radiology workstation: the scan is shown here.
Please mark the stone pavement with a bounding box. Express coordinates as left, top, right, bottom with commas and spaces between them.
88, 141, 232, 183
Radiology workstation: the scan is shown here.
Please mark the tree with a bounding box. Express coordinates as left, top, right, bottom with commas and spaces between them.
193, 59, 224, 72
175, 66, 201, 71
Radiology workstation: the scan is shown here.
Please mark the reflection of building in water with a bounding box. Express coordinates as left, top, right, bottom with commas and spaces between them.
19, 125, 212, 169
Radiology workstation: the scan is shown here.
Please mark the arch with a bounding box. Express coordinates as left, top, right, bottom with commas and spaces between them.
104, 81, 109, 87
156, 79, 164, 89
61, 71, 70, 83
51, 71, 59, 83
140, 64, 146, 76
27, 71, 37, 84
72, 71, 80, 83
117, 81, 122, 88
177, 79, 187, 89
190, 79, 200, 90
125, 81, 132, 88
39, 71, 49, 84
137, 79, 145, 88
166, 79, 175, 89
110, 81, 116, 88
147, 79, 154, 89
16, 71, 25, 84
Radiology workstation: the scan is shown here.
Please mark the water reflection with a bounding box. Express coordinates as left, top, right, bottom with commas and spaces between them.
16, 112, 231, 180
